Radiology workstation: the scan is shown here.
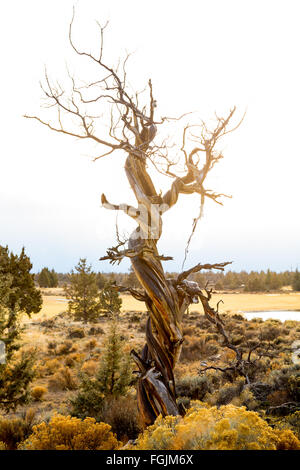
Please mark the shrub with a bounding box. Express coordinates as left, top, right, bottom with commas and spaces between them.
56, 340, 76, 356
274, 429, 300, 450
100, 396, 141, 442
232, 314, 244, 321
273, 336, 289, 346
0, 409, 36, 450
31, 386, 47, 401
68, 328, 85, 339
267, 364, 300, 403
286, 411, 300, 437
183, 326, 198, 336
209, 377, 245, 406
138, 321, 146, 332
230, 387, 258, 410
284, 320, 298, 329
88, 326, 104, 335
44, 358, 60, 375
268, 411, 300, 439
251, 317, 263, 324
132, 403, 300, 450
64, 355, 76, 368
176, 376, 211, 401
48, 367, 78, 391
267, 390, 289, 407
231, 334, 244, 346
62, 352, 85, 369
181, 336, 219, 362
129, 313, 140, 323
47, 341, 57, 353
260, 325, 281, 341
85, 339, 97, 350
81, 360, 98, 377
20, 414, 120, 450
41, 318, 56, 329
35, 362, 47, 378
196, 316, 211, 329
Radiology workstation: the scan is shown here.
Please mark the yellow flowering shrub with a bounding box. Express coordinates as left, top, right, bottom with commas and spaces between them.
20, 414, 121, 450
274, 429, 300, 450
133, 415, 181, 450
31, 386, 47, 401
133, 402, 300, 450
0, 441, 7, 450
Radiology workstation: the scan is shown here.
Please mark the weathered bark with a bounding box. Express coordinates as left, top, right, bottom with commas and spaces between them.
123, 150, 231, 426
124, 151, 183, 424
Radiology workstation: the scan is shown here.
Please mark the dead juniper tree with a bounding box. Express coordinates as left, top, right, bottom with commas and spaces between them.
25, 12, 242, 427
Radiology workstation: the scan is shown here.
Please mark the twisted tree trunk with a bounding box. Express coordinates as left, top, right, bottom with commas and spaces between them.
26, 14, 239, 427
122, 143, 233, 425
124, 149, 207, 425
123, 153, 180, 423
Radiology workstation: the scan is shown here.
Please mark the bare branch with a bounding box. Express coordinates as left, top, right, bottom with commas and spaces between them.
114, 285, 148, 302
177, 261, 232, 283
100, 242, 173, 265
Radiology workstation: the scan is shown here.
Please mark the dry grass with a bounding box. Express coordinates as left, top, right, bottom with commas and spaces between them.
211, 292, 300, 314
21, 290, 300, 324
3, 287, 299, 431
22, 296, 67, 323
121, 292, 300, 316
39, 287, 65, 296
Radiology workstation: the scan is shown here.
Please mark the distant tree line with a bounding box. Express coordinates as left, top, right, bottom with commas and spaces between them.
35, 266, 300, 292
189, 269, 300, 292
35, 266, 140, 290
36, 268, 58, 288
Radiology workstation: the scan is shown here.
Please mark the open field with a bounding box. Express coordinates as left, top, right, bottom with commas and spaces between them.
30, 290, 300, 324
122, 291, 300, 315
18, 288, 300, 413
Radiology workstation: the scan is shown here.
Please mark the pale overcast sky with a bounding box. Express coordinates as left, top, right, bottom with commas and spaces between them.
0, 0, 299, 273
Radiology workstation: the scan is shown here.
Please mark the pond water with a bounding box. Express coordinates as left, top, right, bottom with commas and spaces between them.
242, 310, 300, 322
